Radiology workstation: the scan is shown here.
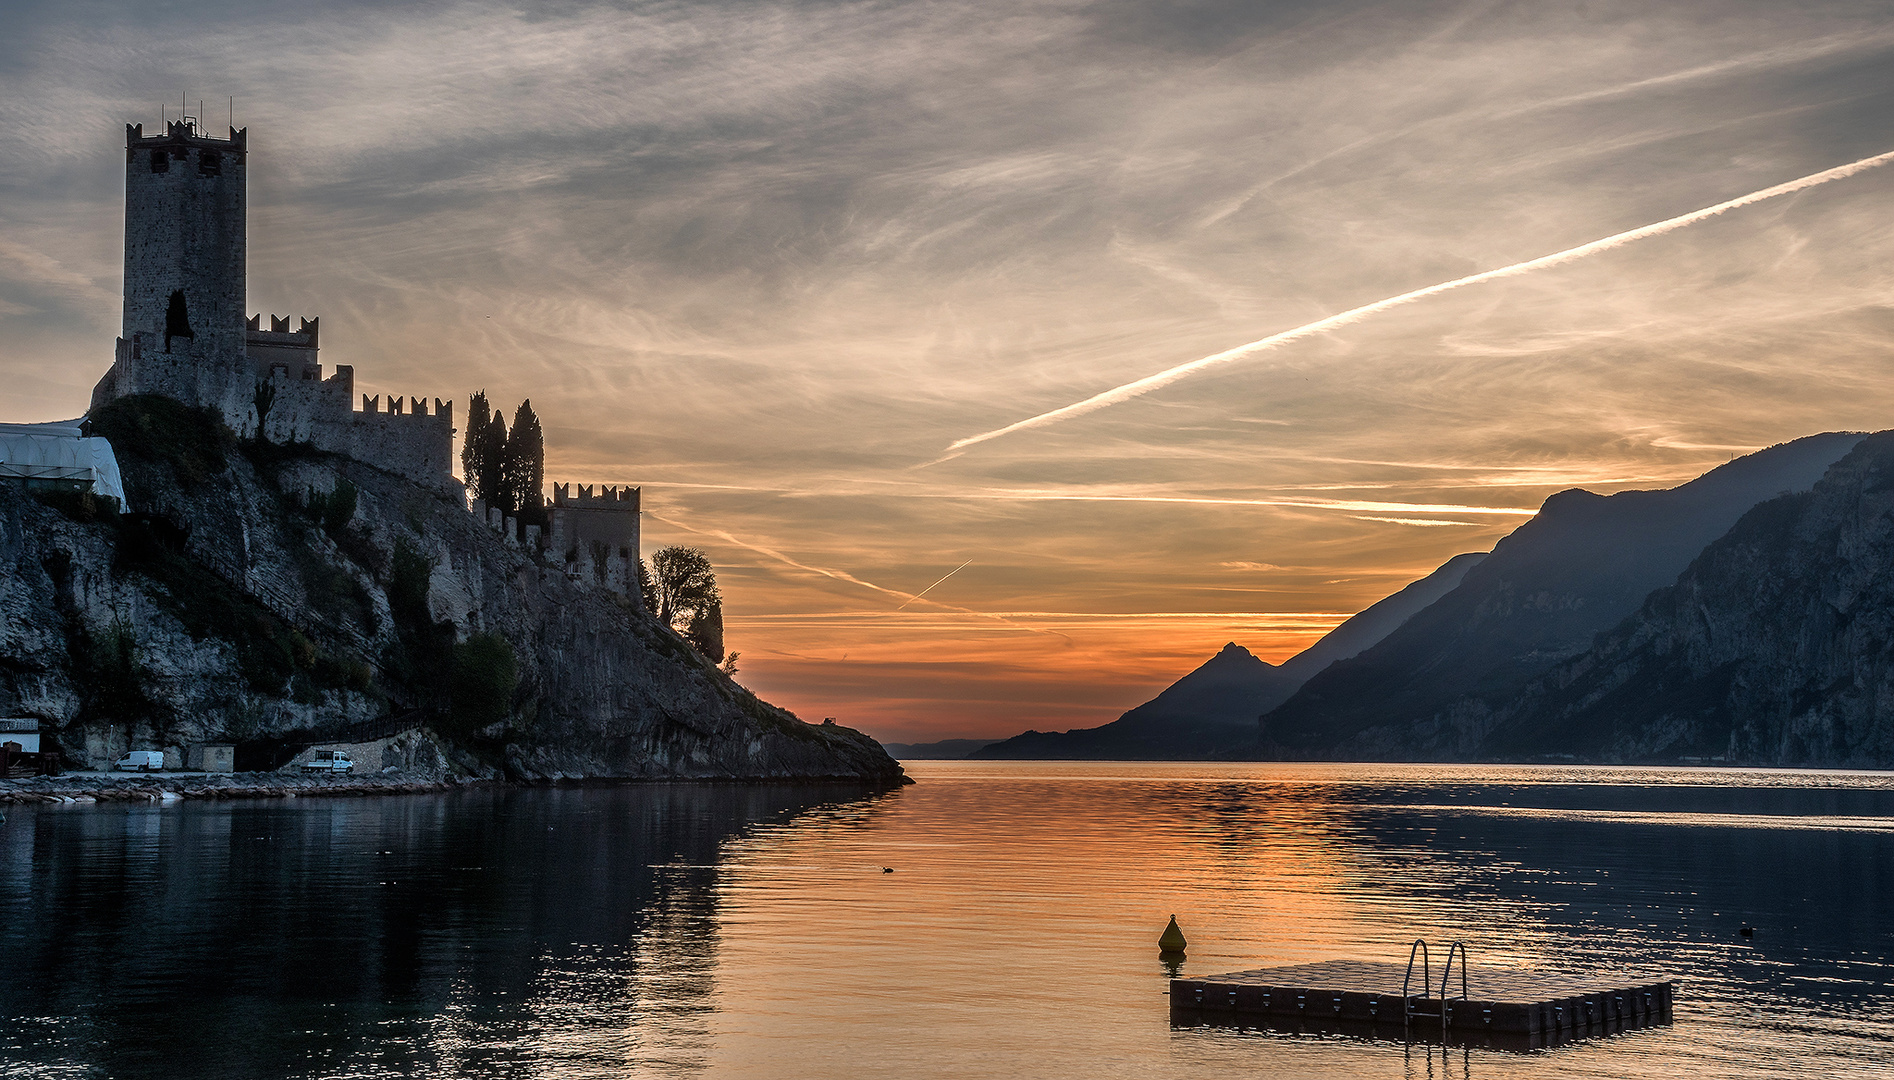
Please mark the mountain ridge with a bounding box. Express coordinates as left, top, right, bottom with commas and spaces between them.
970, 548, 1489, 760
1257, 431, 1868, 758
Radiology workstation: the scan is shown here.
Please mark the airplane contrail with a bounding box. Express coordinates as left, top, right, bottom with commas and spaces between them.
930, 147, 1894, 464
897, 560, 972, 610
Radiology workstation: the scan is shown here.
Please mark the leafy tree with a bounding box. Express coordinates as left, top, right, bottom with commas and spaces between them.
638, 558, 657, 613
685, 601, 725, 665
651, 546, 724, 662
463, 393, 511, 508
505, 399, 546, 530
650, 546, 715, 625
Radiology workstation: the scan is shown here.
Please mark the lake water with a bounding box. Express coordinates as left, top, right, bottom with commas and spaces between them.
3, 761, 1892, 1078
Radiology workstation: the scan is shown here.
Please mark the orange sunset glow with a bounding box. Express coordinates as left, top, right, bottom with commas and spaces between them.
6, 3, 1894, 746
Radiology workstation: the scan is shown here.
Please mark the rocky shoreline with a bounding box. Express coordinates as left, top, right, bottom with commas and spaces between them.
0, 772, 487, 803
0, 768, 914, 805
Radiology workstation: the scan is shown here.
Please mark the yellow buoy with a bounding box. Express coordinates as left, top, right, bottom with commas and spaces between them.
1158, 915, 1188, 953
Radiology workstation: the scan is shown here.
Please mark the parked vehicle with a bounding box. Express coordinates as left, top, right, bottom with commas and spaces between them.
114, 750, 164, 772
301, 750, 353, 774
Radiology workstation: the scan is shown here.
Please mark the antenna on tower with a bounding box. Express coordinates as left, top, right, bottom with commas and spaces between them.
228, 96, 233, 132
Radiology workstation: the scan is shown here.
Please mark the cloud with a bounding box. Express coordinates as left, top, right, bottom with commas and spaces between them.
6, 0, 1894, 738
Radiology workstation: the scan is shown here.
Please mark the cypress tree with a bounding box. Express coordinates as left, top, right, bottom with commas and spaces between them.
480, 411, 509, 510
463, 391, 491, 494
505, 399, 546, 528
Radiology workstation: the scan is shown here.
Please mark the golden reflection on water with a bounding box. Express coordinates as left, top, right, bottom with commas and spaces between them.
698, 762, 1894, 1079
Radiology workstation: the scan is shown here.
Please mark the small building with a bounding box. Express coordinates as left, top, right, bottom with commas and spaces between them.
0, 421, 126, 504
186, 743, 235, 773
0, 718, 47, 777
0, 718, 41, 754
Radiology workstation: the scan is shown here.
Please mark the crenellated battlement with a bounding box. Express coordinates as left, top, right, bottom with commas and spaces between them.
357, 395, 455, 424
552, 483, 639, 507
247, 313, 318, 341
127, 119, 246, 152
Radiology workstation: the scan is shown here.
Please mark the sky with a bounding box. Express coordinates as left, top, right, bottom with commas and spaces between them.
3, 0, 1894, 745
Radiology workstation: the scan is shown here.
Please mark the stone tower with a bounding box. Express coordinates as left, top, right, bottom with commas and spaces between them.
121, 120, 247, 361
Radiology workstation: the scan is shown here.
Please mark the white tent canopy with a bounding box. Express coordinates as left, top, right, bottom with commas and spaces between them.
0, 419, 127, 503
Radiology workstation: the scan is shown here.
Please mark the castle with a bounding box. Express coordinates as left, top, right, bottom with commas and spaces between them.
89, 118, 642, 603
90, 120, 458, 490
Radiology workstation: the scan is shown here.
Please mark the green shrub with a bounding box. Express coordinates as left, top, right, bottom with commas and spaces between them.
388, 540, 435, 630
32, 486, 119, 524
305, 478, 357, 536
381, 538, 456, 709
70, 619, 155, 723
449, 633, 518, 736
87, 395, 234, 489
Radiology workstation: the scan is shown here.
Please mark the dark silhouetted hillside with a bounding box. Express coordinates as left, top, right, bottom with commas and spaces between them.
1258, 431, 1866, 758
971, 549, 1488, 760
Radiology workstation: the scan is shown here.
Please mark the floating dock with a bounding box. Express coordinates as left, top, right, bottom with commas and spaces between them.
1171, 958, 1673, 1051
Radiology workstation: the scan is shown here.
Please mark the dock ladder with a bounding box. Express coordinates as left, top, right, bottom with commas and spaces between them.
1402, 939, 1469, 1037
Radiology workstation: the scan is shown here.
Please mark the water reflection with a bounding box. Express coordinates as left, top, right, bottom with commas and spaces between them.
4, 765, 1893, 1079
0, 784, 891, 1079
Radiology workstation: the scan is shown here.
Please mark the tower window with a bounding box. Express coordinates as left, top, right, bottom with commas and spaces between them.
150, 151, 169, 173
164, 290, 195, 353
197, 151, 221, 176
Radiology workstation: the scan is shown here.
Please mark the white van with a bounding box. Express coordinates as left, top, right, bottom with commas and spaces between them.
301, 749, 353, 774
115, 750, 164, 772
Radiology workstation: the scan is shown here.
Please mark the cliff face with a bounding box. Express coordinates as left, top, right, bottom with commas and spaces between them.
1480, 432, 1894, 767
0, 397, 901, 784
1259, 432, 1865, 758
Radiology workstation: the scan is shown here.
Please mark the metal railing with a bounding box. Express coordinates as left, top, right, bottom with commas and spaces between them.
1403, 939, 1470, 1038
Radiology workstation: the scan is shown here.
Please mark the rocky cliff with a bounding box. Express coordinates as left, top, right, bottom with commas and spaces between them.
1478, 431, 1894, 767
0, 396, 902, 784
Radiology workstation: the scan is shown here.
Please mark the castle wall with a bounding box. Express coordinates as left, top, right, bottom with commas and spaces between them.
319, 398, 457, 494
549, 484, 642, 607
91, 333, 254, 426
